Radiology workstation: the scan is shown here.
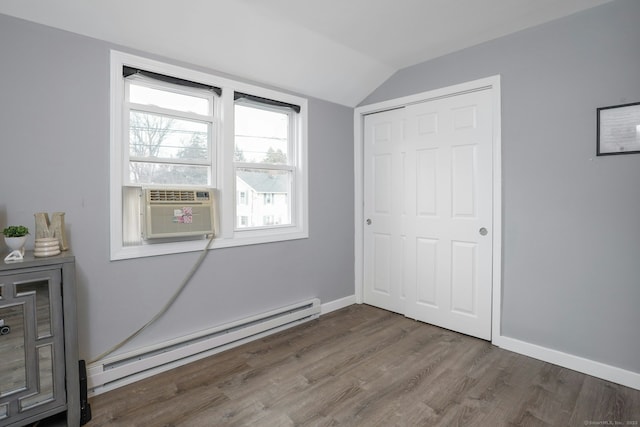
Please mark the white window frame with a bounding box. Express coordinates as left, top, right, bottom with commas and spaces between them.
110, 51, 308, 260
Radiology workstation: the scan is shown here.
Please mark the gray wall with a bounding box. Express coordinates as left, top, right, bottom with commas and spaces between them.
363, 0, 640, 373
0, 14, 355, 360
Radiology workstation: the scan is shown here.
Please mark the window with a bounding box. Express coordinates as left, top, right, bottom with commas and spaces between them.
234, 96, 297, 229
263, 215, 275, 226
125, 75, 215, 186
110, 51, 308, 259
238, 191, 247, 205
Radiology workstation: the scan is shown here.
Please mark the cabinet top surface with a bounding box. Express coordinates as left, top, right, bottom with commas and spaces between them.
0, 250, 75, 272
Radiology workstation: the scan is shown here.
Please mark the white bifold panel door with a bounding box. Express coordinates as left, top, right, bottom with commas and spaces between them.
363, 88, 494, 340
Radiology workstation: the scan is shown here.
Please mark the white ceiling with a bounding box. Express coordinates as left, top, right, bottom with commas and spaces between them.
0, 0, 613, 106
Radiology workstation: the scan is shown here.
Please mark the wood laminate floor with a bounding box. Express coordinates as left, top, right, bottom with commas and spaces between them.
84, 305, 640, 426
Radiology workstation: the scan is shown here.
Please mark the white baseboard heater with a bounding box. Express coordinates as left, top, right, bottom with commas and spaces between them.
88, 298, 321, 396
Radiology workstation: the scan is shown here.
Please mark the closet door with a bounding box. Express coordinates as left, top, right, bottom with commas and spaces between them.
363, 88, 494, 340
363, 107, 407, 314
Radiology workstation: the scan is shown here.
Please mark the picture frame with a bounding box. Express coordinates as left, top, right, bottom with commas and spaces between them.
597, 101, 640, 156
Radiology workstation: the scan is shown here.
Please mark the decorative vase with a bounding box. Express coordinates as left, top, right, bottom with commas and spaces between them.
4, 236, 27, 255
34, 237, 61, 258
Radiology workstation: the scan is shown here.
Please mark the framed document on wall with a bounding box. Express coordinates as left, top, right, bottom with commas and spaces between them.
597, 101, 640, 156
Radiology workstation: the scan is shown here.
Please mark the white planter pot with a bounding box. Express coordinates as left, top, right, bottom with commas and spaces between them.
5, 236, 27, 254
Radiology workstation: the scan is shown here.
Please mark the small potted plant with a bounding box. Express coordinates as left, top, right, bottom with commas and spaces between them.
2, 225, 30, 255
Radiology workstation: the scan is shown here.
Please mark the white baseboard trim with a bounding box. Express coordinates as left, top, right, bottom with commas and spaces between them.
494, 335, 640, 391
321, 294, 356, 315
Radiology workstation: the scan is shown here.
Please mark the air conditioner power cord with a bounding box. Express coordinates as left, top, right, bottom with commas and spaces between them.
89, 233, 216, 364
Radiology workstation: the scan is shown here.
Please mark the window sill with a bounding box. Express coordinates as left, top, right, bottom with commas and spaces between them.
110, 228, 308, 261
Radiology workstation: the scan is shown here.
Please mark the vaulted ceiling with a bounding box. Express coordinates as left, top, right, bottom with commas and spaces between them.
0, 0, 613, 106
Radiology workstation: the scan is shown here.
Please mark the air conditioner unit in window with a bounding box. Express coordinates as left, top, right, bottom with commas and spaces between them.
142, 187, 217, 240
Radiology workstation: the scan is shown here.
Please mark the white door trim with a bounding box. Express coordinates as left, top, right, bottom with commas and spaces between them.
354, 75, 502, 342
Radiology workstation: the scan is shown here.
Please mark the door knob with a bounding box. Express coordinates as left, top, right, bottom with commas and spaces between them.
366, 219, 372, 225
479, 227, 488, 236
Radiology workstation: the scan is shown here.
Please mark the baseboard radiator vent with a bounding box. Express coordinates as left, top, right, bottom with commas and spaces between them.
88, 298, 321, 396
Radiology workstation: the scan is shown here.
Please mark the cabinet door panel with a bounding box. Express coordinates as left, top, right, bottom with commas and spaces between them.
0, 304, 27, 397
0, 269, 65, 426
